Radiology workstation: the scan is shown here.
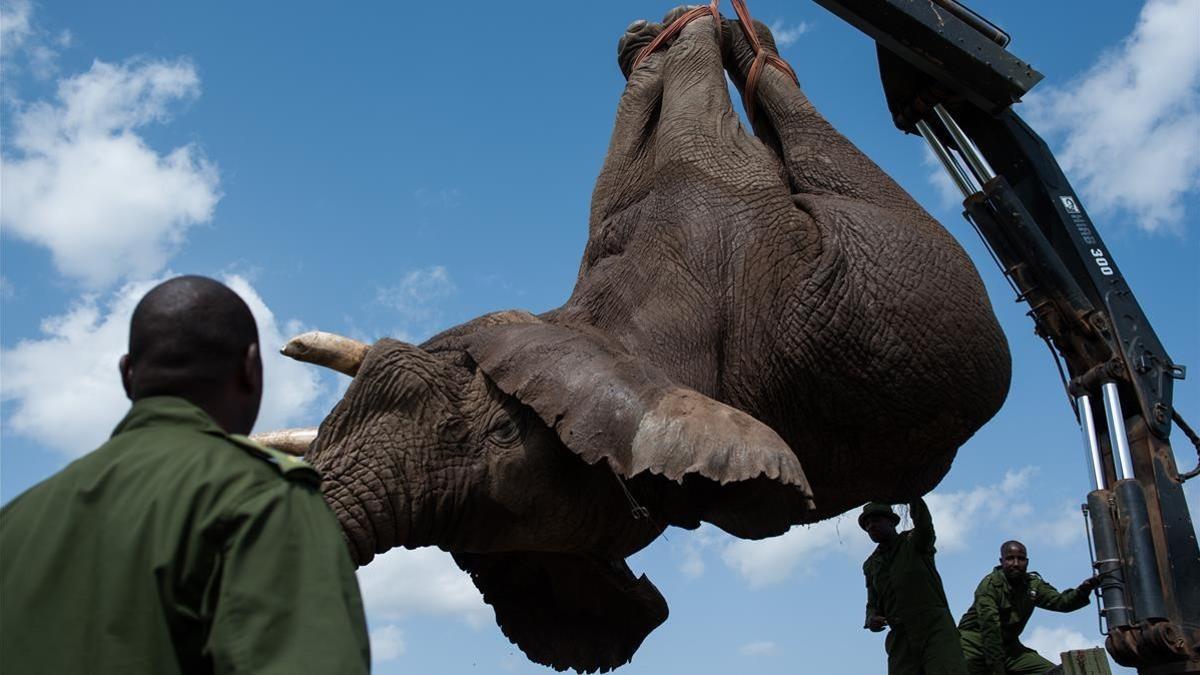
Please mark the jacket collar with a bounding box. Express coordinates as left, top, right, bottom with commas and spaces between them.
111, 396, 227, 439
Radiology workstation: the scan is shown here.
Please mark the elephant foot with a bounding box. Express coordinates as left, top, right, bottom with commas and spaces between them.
617, 18, 663, 79
619, 5, 726, 80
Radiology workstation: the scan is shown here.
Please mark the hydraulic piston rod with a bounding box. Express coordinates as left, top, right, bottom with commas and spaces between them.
932, 104, 996, 184
1077, 394, 1106, 491
916, 119, 975, 198
1102, 383, 1135, 481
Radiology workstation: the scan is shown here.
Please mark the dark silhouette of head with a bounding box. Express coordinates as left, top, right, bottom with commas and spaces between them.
1000, 540, 1029, 581
120, 275, 263, 435
859, 502, 900, 545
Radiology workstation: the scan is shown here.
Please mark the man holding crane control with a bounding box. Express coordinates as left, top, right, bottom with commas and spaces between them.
959, 540, 1099, 675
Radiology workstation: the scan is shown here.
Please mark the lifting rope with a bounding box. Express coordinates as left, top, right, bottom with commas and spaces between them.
630, 0, 800, 125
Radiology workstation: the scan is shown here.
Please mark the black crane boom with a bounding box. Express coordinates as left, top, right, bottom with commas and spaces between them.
809, 0, 1200, 670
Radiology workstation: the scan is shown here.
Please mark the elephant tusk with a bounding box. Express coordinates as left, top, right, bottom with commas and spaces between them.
251, 427, 319, 456
281, 331, 369, 376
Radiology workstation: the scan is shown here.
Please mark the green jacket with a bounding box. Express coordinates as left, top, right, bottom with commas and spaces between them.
863, 497, 954, 631
0, 396, 370, 674
958, 566, 1090, 668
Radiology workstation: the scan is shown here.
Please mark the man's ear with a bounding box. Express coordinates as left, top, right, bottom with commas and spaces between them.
243, 343, 263, 394
119, 354, 133, 400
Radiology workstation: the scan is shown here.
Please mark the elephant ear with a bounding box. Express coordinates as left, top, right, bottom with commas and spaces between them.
453, 551, 666, 674
462, 321, 813, 538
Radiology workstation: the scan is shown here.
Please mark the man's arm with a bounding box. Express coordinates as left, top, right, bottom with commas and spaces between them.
909, 496, 936, 553
205, 482, 371, 675
1032, 574, 1093, 613
863, 561, 886, 631
973, 580, 1007, 675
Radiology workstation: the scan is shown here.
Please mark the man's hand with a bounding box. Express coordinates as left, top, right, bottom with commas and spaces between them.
1077, 576, 1100, 593
866, 615, 888, 632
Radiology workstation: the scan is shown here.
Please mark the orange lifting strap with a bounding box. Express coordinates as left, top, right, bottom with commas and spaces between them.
630, 0, 800, 125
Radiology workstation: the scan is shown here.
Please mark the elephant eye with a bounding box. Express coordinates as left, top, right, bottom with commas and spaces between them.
488, 416, 523, 446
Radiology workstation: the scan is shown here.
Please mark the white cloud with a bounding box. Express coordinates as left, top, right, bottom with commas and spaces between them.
0, 0, 33, 57
1029, 500, 1087, 546
1, 283, 148, 455
677, 524, 719, 579
924, 473, 1086, 558
369, 624, 406, 662
0, 0, 68, 81
722, 515, 868, 589
738, 641, 778, 656
375, 266, 457, 342
356, 547, 489, 627
223, 276, 325, 434
1, 57, 220, 288
1024, 626, 1101, 662
924, 467, 1036, 552
1021, 0, 1200, 233
680, 543, 706, 579
719, 467, 1082, 588
0, 274, 324, 456
768, 20, 809, 48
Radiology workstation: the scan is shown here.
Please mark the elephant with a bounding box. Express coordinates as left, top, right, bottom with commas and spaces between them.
265, 9, 1010, 674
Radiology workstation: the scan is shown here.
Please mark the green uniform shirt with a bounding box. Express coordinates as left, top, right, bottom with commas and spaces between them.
958, 566, 1090, 671
0, 396, 371, 674
863, 498, 967, 675
863, 497, 953, 630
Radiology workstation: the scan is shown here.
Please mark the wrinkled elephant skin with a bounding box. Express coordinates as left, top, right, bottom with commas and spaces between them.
296, 12, 1010, 674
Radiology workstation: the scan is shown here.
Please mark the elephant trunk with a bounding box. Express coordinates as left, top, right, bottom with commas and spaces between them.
316, 456, 412, 567
312, 442, 473, 565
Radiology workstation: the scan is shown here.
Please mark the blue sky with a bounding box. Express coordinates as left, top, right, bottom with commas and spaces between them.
2, 1, 1197, 673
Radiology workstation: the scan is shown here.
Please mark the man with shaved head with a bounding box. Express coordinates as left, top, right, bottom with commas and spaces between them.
0, 276, 370, 674
958, 540, 1098, 674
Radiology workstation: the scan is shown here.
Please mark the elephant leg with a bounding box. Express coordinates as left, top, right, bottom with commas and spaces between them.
723, 19, 919, 213
656, 14, 730, 145
720, 18, 1011, 512
595, 8, 772, 226
653, 13, 785, 186
587, 19, 667, 238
